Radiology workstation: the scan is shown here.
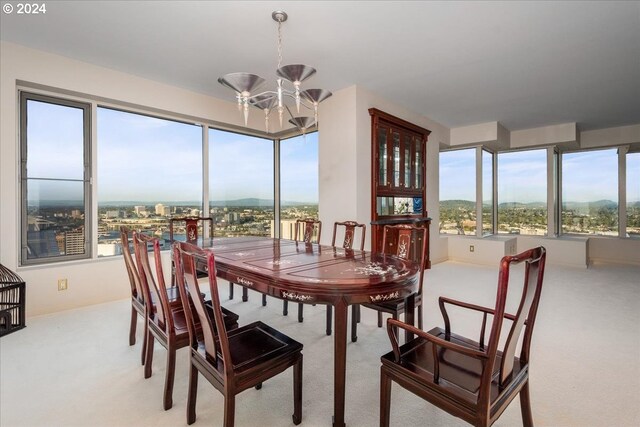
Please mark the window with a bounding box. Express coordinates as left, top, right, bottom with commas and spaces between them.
439, 149, 476, 235
209, 129, 274, 237
20, 93, 91, 265
482, 149, 494, 235
97, 107, 202, 256
497, 150, 547, 235
280, 132, 319, 239
628, 152, 640, 238
562, 149, 618, 235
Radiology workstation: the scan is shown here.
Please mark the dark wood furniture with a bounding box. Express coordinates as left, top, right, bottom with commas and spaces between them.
169, 216, 214, 243
370, 108, 431, 268
133, 231, 190, 410
194, 236, 421, 427
133, 231, 239, 410
380, 246, 547, 427
173, 241, 303, 427
282, 218, 322, 322
120, 226, 148, 364
352, 224, 427, 342
331, 220, 366, 251
169, 216, 214, 286
325, 221, 367, 335
122, 226, 181, 365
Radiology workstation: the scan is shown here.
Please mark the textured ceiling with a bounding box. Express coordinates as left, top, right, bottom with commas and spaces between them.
2, 1, 639, 131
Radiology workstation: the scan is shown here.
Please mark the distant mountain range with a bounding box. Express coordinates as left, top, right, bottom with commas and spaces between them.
441, 199, 634, 209
210, 198, 314, 207
92, 198, 315, 207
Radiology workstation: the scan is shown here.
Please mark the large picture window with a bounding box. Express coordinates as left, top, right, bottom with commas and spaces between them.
96, 108, 202, 256
20, 93, 91, 265
209, 129, 274, 237
497, 150, 547, 235
279, 132, 319, 239
562, 149, 618, 235
439, 149, 476, 235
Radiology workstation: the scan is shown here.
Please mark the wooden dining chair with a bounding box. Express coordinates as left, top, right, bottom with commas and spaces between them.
168, 216, 213, 287
325, 221, 366, 335
133, 231, 189, 410
380, 246, 547, 427
120, 226, 151, 365
173, 241, 303, 427
133, 231, 238, 410
282, 218, 322, 322
351, 224, 427, 342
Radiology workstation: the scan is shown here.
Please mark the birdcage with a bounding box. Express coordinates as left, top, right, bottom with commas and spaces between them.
0, 263, 26, 337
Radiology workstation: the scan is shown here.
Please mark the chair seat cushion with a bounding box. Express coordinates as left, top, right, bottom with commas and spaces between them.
381, 327, 525, 405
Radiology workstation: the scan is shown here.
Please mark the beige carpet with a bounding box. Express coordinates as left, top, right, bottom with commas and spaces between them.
1, 261, 639, 426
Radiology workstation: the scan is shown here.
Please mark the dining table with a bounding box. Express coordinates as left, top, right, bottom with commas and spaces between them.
196, 236, 421, 427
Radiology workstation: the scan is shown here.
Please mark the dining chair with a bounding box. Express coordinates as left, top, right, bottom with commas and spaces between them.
133, 231, 238, 410
133, 231, 190, 410
282, 218, 322, 322
173, 241, 303, 427
169, 216, 214, 287
325, 221, 366, 335
351, 224, 427, 342
380, 246, 547, 427
120, 226, 150, 365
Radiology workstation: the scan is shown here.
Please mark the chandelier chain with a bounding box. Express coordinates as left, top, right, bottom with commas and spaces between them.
276, 19, 283, 69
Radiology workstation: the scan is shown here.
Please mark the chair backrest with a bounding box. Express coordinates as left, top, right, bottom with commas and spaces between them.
169, 217, 214, 244
173, 241, 233, 378
294, 218, 322, 244
381, 224, 427, 292
331, 221, 366, 250
133, 231, 174, 332
120, 226, 144, 303
489, 246, 546, 388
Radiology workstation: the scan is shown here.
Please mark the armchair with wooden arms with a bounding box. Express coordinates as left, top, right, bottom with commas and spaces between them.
380, 246, 547, 427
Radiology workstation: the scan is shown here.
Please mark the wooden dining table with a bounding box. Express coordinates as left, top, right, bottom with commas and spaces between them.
196, 236, 421, 427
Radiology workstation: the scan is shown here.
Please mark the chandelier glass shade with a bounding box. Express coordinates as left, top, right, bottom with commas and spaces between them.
218, 11, 332, 133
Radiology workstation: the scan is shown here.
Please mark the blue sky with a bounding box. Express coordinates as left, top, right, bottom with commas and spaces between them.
96, 108, 318, 203
441, 148, 626, 203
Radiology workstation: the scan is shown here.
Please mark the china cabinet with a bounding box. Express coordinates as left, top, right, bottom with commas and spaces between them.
369, 108, 431, 268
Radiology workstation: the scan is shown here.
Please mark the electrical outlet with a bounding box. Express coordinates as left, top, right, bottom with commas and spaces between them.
469, 245, 475, 253
58, 278, 68, 291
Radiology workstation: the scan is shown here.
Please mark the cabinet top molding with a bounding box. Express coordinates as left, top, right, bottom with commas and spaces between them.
369, 108, 432, 138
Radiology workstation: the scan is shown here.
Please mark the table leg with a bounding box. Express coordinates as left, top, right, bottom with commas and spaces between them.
333, 300, 348, 427
404, 293, 416, 343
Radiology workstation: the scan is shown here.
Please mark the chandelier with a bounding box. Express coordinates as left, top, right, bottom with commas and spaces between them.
218, 11, 332, 134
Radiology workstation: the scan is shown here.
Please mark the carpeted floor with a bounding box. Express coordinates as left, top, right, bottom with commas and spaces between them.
1, 261, 639, 426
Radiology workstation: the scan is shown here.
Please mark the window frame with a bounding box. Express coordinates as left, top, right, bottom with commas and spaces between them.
20, 91, 93, 265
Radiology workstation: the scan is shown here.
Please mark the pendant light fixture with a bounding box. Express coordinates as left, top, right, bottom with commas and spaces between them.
218, 11, 332, 133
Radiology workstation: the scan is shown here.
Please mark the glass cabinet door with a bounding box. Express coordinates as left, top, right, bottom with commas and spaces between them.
378, 125, 388, 187
392, 130, 401, 187
415, 136, 423, 189
404, 133, 412, 189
